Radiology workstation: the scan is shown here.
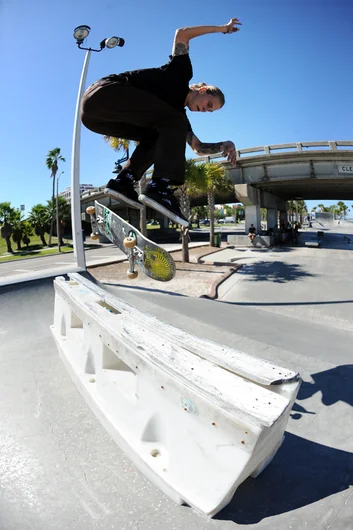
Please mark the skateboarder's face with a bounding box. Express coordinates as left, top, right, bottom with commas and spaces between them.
187, 91, 222, 113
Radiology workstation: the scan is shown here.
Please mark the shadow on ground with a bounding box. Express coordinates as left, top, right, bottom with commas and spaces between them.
237, 261, 316, 283
103, 282, 187, 297
298, 365, 353, 407
217, 365, 353, 524
218, 433, 353, 524
292, 365, 353, 418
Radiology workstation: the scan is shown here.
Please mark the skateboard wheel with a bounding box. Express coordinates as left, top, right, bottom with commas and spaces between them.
86, 206, 96, 215
123, 236, 137, 248
90, 233, 99, 240
127, 270, 138, 279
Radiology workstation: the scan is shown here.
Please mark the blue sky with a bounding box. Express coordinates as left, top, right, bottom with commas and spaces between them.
0, 0, 352, 216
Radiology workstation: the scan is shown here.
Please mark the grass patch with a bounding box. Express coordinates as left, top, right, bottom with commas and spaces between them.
0, 234, 74, 262
0, 246, 73, 261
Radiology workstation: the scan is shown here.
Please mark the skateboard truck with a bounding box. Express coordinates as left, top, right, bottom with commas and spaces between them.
123, 236, 138, 279
86, 206, 99, 240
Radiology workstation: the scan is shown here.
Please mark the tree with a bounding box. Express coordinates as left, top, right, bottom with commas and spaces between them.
316, 203, 330, 213
46, 148, 65, 246
224, 205, 235, 217
0, 202, 16, 253
337, 201, 348, 217
287, 199, 307, 222
28, 204, 50, 246
195, 162, 233, 247
21, 222, 33, 248
11, 209, 25, 251
178, 159, 205, 262
191, 206, 208, 228
46, 196, 71, 247
104, 136, 130, 157
214, 209, 222, 222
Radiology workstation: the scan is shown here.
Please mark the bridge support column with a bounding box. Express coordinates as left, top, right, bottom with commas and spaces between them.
245, 205, 261, 233
266, 208, 278, 230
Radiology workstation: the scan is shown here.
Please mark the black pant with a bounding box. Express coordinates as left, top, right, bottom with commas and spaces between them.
81, 78, 188, 184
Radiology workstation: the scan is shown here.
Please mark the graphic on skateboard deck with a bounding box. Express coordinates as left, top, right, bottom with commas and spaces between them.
86, 201, 176, 282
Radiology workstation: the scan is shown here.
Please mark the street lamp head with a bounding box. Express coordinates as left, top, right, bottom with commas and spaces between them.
73, 25, 91, 44
104, 36, 125, 49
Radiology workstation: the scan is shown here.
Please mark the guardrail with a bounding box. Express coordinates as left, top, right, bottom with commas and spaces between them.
51, 273, 301, 517
235, 140, 353, 159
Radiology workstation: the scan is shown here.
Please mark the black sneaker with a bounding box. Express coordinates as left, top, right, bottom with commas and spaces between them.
104, 173, 141, 209
138, 179, 189, 227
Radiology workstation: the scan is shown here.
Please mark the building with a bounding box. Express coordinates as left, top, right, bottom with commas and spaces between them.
60, 184, 96, 202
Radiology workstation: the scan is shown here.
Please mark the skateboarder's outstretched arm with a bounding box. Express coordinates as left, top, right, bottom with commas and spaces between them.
186, 132, 237, 166
172, 18, 241, 166
172, 17, 241, 56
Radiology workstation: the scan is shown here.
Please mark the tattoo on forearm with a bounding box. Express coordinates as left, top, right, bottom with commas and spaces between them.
186, 131, 194, 146
196, 142, 223, 155
173, 42, 189, 55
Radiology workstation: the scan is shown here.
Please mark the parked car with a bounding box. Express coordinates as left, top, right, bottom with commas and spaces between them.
200, 219, 210, 226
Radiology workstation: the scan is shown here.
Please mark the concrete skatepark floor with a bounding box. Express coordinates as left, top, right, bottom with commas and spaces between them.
0, 224, 353, 530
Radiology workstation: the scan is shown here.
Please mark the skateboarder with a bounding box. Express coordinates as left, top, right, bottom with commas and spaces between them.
81, 18, 241, 227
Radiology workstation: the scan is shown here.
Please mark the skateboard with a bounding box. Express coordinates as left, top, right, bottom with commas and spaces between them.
104, 186, 143, 209
86, 201, 176, 282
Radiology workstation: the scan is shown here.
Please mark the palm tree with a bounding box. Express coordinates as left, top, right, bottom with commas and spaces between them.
28, 204, 50, 246
196, 162, 233, 247
11, 209, 24, 251
21, 221, 33, 248
104, 136, 130, 157
46, 196, 71, 247
46, 148, 65, 246
337, 201, 348, 218
178, 159, 205, 262
0, 202, 16, 253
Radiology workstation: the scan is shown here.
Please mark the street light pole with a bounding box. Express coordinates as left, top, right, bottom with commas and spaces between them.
56, 171, 64, 252
71, 48, 91, 268
71, 25, 124, 270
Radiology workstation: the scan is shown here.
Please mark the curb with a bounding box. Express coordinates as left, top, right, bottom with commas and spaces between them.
196, 246, 236, 266
200, 264, 243, 300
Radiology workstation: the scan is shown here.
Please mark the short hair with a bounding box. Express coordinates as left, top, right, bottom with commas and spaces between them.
189, 82, 225, 107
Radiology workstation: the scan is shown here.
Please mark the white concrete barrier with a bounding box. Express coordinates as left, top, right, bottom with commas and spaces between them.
51, 274, 301, 517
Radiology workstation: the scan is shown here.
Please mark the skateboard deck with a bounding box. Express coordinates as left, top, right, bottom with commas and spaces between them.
86, 201, 176, 282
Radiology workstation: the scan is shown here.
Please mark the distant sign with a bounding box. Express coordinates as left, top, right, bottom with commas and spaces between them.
20, 205, 25, 211
338, 165, 353, 174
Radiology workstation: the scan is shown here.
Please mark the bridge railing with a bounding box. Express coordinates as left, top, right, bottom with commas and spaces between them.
235, 140, 353, 159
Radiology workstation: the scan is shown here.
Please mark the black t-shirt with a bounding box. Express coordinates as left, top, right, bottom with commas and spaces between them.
103, 54, 193, 131
123, 54, 192, 111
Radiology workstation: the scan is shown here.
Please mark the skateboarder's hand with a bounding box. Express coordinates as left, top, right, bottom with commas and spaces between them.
222, 141, 237, 165
222, 18, 242, 34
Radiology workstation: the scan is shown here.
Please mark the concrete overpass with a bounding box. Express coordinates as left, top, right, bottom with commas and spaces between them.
226, 140, 353, 231
80, 140, 353, 233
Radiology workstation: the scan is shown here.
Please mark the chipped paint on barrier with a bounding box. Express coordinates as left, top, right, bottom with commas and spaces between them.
181, 397, 199, 415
